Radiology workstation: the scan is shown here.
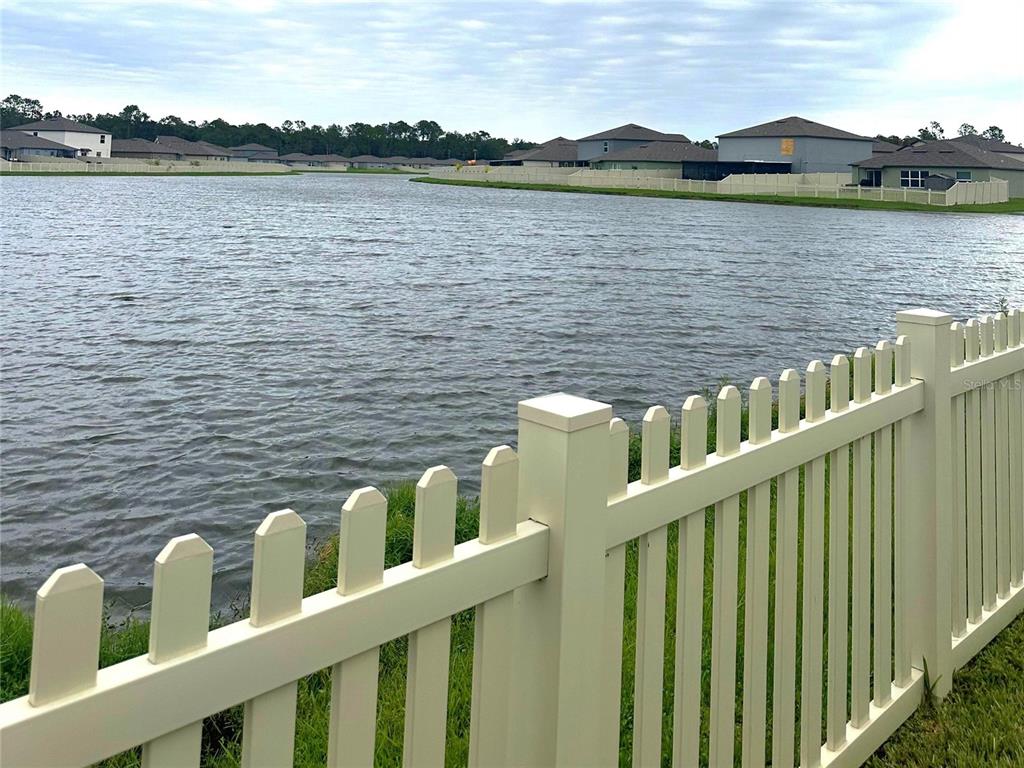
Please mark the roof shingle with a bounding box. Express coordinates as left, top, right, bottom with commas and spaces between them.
9, 117, 107, 135
578, 123, 689, 142
718, 116, 870, 141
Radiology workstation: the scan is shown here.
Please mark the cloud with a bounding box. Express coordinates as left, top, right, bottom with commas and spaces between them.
457, 19, 490, 30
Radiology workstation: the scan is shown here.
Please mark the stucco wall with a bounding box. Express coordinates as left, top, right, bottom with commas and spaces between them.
23, 129, 110, 158
718, 136, 873, 172
577, 138, 661, 163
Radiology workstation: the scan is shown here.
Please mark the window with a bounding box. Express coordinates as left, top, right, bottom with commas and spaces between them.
603, 141, 609, 153
956, 170, 972, 181
899, 169, 929, 188
100, 135, 106, 143
865, 170, 882, 187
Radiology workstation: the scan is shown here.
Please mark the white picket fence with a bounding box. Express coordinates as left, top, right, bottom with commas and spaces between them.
1, 307, 1022, 767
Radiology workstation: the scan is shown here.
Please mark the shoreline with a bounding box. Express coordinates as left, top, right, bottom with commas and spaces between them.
410, 176, 1024, 214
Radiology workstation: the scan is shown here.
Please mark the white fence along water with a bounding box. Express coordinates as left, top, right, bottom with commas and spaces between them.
1, 307, 1022, 767
426, 166, 1010, 206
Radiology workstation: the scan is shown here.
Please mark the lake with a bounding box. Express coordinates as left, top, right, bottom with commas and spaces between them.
1, 173, 1022, 609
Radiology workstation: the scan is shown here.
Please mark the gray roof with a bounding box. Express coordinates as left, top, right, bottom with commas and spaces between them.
382, 156, 411, 163
229, 143, 277, 151
10, 116, 106, 135
854, 140, 1024, 171
719, 116, 871, 141
349, 154, 382, 162
504, 137, 578, 163
948, 135, 1024, 155
279, 152, 313, 160
309, 154, 350, 161
153, 135, 230, 156
598, 140, 717, 164
1, 129, 76, 150
578, 123, 689, 143
112, 138, 180, 155
872, 140, 903, 153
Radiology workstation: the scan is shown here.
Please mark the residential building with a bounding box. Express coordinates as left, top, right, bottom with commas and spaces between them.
9, 116, 111, 158
111, 138, 181, 161
576, 124, 689, 163
279, 152, 318, 166
872, 139, 904, 155
492, 137, 584, 167
1, 130, 77, 161
947, 134, 1024, 161
852, 140, 1024, 198
229, 143, 281, 163
153, 136, 232, 161
717, 116, 874, 173
590, 141, 718, 176
309, 154, 351, 168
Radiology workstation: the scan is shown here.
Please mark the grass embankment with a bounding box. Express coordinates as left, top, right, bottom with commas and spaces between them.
3, 398, 1022, 766
410, 176, 1024, 214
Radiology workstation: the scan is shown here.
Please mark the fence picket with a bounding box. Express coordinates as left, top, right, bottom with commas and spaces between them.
710, 388, 741, 768
893, 338, 911, 686
28, 565, 103, 706
741, 378, 772, 768
142, 534, 214, 768
242, 510, 306, 768
994, 314, 1011, 599
851, 347, 872, 727
772, 369, 800, 768
601, 421, 629, 766
949, 324, 968, 638
470, 447, 518, 768
801, 362, 827, 768
964, 321, 983, 623
827, 355, 851, 748
1010, 310, 1024, 589
328, 487, 387, 768
404, 467, 458, 768
873, 343, 893, 707
672, 396, 707, 768
979, 317, 997, 610
634, 406, 670, 768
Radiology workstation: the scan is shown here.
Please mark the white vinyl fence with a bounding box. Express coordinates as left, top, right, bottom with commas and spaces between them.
426, 167, 1010, 206
1, 307, 1022, 767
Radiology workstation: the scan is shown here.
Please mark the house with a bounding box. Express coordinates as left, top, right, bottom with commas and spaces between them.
308, 154, 351, 168
872, 140, 904, 155
851, 140, 1024, 197
111, 138, 181, 161
153, 136, 232, 161
349, 155, 388, 168
590, 141, 718, 177
576, 124, 689, 163
947, 134, 1024, 161
229, 143, 281, 163
9, 116, 111, 158
492, 137, 584, 167
717, 116, 874, 173
1, 130, 78, 161
279, 152, 318, 166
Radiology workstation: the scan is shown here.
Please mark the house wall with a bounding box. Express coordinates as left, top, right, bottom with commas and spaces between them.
873, 166, 1024, 199
22, 129, 109, 158
718, 136, 873, 172
577, 138, 660, 163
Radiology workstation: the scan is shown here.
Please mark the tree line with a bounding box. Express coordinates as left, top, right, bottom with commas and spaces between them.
875, 120, 1009, 147
0, 95, 537, 160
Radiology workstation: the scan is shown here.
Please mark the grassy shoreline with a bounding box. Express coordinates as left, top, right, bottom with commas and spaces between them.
410, 176, 1024, 214
3, 405, 1021, 766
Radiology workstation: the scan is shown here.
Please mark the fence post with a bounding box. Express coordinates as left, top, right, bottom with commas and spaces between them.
507, 393, 612, 767
895, 308, 953, 698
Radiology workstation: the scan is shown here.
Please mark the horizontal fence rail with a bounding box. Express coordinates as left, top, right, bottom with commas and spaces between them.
1, 307, 1022, 767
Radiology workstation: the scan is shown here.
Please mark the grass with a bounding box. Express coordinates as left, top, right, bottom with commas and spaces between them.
409, 176, 1024, 214
2, 396, 1021, 766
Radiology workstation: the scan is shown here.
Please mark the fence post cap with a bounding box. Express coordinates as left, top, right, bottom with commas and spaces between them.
895, 308, 953, 326
518, 392, 612, 432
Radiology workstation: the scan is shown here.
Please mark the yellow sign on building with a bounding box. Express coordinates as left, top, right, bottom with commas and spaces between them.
780, 138, 795, 156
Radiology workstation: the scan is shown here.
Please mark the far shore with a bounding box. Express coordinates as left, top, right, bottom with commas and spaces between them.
410, 176, 1024, 214
0, 167, 428, 178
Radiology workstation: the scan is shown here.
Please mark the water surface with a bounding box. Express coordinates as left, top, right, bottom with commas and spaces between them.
2, 174, 1021, 608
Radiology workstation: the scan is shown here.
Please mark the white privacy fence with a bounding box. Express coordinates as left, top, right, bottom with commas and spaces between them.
426, 167, 1010, 206
1, 307, 1021, 767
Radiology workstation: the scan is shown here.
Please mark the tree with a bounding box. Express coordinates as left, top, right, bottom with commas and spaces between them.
1, 94, 43, 126
958, 123, 977, 137
695, 139, 718, 150
917, 121, 945, 141
981, 126, 1005, 141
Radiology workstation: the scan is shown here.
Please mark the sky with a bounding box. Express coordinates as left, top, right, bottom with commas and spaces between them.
2, 0, 1022, 143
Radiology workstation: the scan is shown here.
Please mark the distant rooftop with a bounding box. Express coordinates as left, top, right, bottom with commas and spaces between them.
872, 139, 904, 154
9, 116, 107, 135
1, 129, 76, 151
577, 123, 689, 143
948, 134, 1024, 155
599, 140, 717, 163
112, 138, 179, 154
229, 143, 277, 152
854, 139, 1024, 170
719, 116, 871, 141
154, 135, 230, 156
503, 137, 578, 163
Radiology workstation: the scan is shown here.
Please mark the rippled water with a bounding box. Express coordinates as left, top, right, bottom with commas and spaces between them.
1, 174, 1022, 608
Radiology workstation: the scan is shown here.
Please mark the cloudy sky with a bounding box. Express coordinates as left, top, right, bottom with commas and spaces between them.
3, 0, 1022, 143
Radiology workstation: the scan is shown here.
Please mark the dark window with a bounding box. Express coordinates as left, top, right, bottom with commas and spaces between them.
100, 135, 106, 143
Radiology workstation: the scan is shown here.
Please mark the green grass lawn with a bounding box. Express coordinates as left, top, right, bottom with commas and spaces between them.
410, 176, 1024, 215
2, 405, 1020, 766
